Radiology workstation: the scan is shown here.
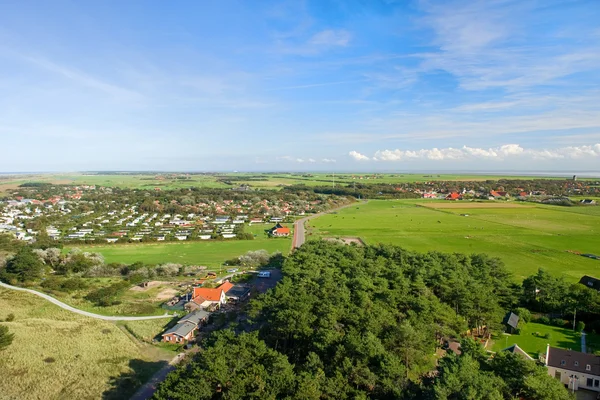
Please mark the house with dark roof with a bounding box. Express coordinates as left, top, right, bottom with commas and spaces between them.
545, 345, 600, 392
161, 310, 211, 344
579, 275, 600, 292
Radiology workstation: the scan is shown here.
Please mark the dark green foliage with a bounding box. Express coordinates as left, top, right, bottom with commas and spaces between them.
488, 352, 573, 400
84, 281, 130, 306
0, 325, 14, 351
153, 242, 572, 399
153, 331, 296, 400
5, 314, 15, 322
1, 247, 45, 282
41, 277, 88, 293
576, 321, 585, 332
428, 353, 505, 400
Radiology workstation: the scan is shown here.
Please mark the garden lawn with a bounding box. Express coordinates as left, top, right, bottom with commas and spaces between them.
68, 237, 292, 266
491, 322, 582, 357
0, 288, 170, 400
309, 200, 600, 282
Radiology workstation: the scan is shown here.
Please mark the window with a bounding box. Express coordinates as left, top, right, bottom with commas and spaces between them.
595, 379, 599, 388
586, 364, 591, 371
587, 378, 594, 387
574, 361, 579, 367
561, 360, 566, 366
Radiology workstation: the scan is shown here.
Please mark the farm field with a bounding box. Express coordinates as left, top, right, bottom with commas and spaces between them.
490, 322, 584, 357
68, 236, 292, 267
3, 172, 598, 193
0, 288, 171, 400
309, 200, 600, 281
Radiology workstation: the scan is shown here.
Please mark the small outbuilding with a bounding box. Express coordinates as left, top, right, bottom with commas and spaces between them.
503, 311, 520, 333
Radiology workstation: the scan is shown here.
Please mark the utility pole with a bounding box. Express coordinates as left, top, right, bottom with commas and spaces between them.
573, 308, 577, 331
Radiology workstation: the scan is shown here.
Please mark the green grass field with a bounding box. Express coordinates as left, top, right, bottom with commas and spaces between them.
309, 200, 600, 282
69, 236, 292, 266
3, 172, 598, 193
491, 322, 582, 357
0, 288, 171, 400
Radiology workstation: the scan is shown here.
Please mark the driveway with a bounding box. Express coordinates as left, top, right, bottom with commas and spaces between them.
0, 280, 175, 321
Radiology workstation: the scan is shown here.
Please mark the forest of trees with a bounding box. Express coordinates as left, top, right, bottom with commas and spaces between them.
153, 241, 577, 399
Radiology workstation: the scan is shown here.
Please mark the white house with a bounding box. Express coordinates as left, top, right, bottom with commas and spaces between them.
545, 345, 600, 392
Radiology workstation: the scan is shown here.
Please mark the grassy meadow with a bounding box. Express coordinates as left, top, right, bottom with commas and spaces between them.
3, 172, 598, 194
309, 200, 600, 282
490, 322, 583, 357
0, 288, 171, 400
69, 235, 292, 266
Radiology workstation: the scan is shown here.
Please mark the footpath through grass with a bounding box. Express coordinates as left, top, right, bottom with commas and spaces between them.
0, 288, 171, 400
309, 200, 600, 282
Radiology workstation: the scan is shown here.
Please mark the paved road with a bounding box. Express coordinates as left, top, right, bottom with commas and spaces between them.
293, 201, 364, 249
582, 332, 587, 353
0, 280, 175, 321
130, 351, 191, 400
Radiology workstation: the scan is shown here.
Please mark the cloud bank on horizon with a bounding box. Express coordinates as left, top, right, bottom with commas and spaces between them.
1, 0, 599, 172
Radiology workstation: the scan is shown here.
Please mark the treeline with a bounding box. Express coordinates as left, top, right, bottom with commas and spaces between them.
153, 241, 578, 399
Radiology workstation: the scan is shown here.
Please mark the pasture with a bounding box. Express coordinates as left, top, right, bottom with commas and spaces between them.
69, 236, 292, 266
0, 288, 170, 400
309, 200, 600, 281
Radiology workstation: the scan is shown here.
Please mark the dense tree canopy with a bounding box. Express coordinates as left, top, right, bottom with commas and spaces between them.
153, 241, 569, 400
1, 247, 46, 282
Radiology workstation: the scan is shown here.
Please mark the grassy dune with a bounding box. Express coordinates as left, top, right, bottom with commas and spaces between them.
0, 289, 170, 400
310, 200, 600, 282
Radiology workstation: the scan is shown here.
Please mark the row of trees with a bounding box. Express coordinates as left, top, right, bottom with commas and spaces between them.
154, 241, 575, 399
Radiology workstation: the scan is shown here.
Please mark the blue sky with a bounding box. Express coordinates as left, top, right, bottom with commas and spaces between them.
1, 0, 599, 172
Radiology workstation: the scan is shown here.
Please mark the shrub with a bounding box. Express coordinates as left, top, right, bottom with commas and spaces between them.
550, 318, 568, 327
535, 316, 550, 325
543, 333, 551, 339
5, 314, 15, 322
514, 307, 532, 323
576, 321, 585, 333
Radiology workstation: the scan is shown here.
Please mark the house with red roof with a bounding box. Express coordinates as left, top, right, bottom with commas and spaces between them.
445, 192, 462, 201
187, 281, 235, 310
269, 223, 290, 237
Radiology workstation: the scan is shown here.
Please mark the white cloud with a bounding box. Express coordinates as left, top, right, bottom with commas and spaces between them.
310, 29, 351, 47
349, 151, 370, 161
321, 158, 337, 163
366, 143, 600, 162
308, 158, 316, 163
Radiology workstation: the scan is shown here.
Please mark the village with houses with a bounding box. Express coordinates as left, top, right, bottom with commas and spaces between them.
0, 183, 337, 243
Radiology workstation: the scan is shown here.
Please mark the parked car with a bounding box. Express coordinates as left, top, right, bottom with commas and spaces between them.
258, 271, 271, 278
227, 268, 239, 273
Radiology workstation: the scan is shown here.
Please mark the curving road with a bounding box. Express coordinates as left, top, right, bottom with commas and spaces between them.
293, 201, 365, 249
0, 280, 175, 321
